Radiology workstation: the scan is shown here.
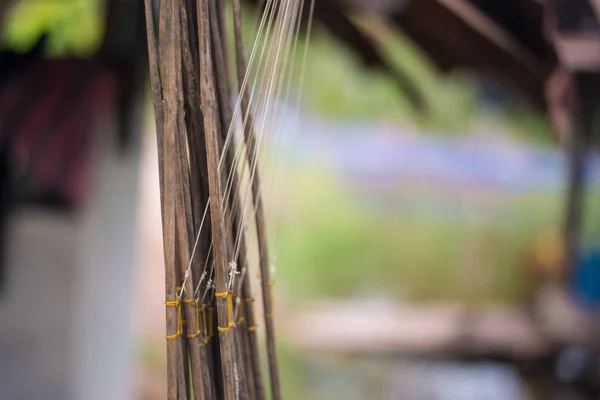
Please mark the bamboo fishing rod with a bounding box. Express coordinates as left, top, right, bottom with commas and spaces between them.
231, 1, 281, 398
208, 3, 265, 398
143, 0, 312, 398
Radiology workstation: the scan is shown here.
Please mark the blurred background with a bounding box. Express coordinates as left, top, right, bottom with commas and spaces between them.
3, 1, 600, 399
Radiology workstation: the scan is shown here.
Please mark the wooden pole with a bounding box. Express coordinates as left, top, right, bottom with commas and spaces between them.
153, 1, 189, 397
176, 3, 213, 397
231, 1, 282, 398
208, 2, 262, 398
197, 0, 240, 398
145, 1, 276, 397
208, 2, 264, 399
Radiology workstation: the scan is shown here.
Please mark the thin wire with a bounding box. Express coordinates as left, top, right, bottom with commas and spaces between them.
231, 0, 300, 258
270, 0, 316, 266
228, 0, 293, 257
219, 0, 278, 170
190, 0, 282, 299
232, 0, 294, 262
186, 0, 309, 302
182, 0, 279, 296
219, 0, 290, 257
220, 0, 282, 227
259, 0, 305, 210
231, 0, 301, 262
226, 0, 299, 245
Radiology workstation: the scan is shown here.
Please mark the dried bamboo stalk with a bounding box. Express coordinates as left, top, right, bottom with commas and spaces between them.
231, 1, 282, 398
164, 4, 209, 399
180, 0, 211, 281
197, 0, 239, 399
144, 0, 292, 397
179, 4, 215, 398
208, 7, 254, 399
208, 2, 264, 399
155, 1, 188, 398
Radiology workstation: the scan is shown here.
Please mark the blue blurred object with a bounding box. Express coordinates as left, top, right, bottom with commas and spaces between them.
571, 249, 600, 309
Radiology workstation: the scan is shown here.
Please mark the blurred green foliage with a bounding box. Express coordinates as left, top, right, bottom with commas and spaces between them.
3, 0, 103, 56
263, 15, 551, 141
4, 2, 552, 142
295, 26, 476, 132
272, 166, 600, 306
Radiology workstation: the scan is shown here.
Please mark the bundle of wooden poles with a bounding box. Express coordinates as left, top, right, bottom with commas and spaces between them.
143, 0, 313, 398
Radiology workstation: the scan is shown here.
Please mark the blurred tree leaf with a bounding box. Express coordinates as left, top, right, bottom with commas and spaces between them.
3, 0, 104, 56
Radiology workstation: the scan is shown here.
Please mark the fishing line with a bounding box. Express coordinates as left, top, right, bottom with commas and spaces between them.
181, 0, 279, 297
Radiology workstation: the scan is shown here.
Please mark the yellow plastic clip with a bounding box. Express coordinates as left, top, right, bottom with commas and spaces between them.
200, 304, 209, 345
183, 298, 201, 339
165, 298, 182, 340
215, 291, 233, 332
235, 298, 245, 326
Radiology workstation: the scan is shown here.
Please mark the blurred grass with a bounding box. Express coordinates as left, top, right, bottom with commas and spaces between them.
271, 165, 600, 306
270, 163, 600, 400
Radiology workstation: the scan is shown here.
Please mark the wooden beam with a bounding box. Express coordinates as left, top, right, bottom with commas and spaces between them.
287, 302, 553, 360
553, 36, 600, 72
328, 0, 411, 14
441, 0, 544, 72
590, 0, 600, 24
546, 0, 600, 72
315, 5, 426, 111
394, 0, 551, 106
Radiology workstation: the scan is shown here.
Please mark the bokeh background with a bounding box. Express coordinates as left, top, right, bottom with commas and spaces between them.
4, 1, 600, 399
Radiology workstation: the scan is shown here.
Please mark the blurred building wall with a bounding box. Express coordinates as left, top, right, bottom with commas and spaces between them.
0, 116, 142, 400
